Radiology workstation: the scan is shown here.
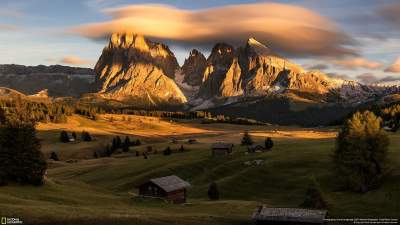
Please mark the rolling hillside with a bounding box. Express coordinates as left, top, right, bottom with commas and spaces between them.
0, 115, 399, 225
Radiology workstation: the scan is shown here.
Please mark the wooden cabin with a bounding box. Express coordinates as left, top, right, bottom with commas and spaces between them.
188, 139, 198, 144
252, 206, 328, 225
211, 143, 234, 156
137, 175, 191, 204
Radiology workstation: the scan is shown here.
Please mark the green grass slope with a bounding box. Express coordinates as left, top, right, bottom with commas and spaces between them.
0, 129, 399, 224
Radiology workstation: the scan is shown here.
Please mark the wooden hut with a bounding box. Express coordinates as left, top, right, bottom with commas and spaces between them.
211, 142, 234, 156
137, 175, 191, 204
252, 206, 328, 224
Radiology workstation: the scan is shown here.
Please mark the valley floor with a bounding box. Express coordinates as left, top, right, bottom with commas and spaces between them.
0, 115, 399, 225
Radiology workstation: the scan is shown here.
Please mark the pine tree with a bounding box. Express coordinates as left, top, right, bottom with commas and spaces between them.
334, 111, 389, 193
49, 151, 59, 161
0, 121, 47, 185
115, 136, 122, 148
59, 131, 70, 143
264, 137, 274, 150
105, 144, 112, 157
208, 182, 219, 200
300, 176, 328, 209
71, 131, 77, 140
81, 131, 92, 142
163, 146, 172, 155
241, 131, 254, 146
122, 136, 130, 152
135, 139, 141, 146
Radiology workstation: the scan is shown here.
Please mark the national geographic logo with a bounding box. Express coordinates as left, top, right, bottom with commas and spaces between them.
1, 217, 23, 224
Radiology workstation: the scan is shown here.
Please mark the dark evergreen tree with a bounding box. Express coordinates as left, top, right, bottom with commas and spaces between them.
59, 131, 70, 143
71, 132, 77, 140
123, 136, 130, 152
208, 182, 219, 200
115, 136, 122, 148
49, 151, 59, 161
300, 176, 328, 209
81, 131, 92, 142
105, 144, 112, 157
241, 131, 254, 146
264, 137, 274, 150
135, 139, 141, 146
163, 146, 172, 155
0, 121, 47, 185
334, 111, 389, 193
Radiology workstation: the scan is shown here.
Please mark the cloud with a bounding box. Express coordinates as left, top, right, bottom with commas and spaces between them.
384, 57, 400, 73
356, 73, 378, 84
60, 56, 90, 65
331, 57, 383, 70
378, 3, 400, 28
379, 75, 400, 82
303, 64, 329, 71
326, 72, 350, 80
0, 24, 18, 30
70, 3, 356, 57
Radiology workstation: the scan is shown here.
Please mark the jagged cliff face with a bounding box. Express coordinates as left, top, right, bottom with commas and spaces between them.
94, 33, 186, 106
195, 38, 359, 100
197, 43, 238, 98
181, 49, 207, 87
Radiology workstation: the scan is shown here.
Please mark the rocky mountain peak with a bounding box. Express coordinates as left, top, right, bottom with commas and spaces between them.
245, 37, 272, 56
181, 49, 207, 87
94, 33, 186, 106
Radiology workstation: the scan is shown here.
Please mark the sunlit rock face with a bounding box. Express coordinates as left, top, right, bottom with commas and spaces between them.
195, 37, 365, 100
181, 49, 207, 87
94, 33, 186, 106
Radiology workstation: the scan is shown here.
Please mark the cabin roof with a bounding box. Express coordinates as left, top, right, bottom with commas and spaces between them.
252, 207, 328, 224
147, 175, 191, 192
212, 142, 233, 149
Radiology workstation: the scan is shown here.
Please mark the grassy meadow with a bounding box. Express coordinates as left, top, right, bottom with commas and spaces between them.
0, 114, 399, 225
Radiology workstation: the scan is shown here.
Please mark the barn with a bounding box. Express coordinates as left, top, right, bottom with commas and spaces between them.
252, 206, 328, 225
211, 142, 234, 156
137, 175, 191, 204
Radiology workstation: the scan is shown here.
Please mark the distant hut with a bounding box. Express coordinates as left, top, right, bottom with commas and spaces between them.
252, 206, 328, 225
247, 144, 267, 153
188, 139, 198, 144
137, 175, 191, 204
211, 142, 234, 156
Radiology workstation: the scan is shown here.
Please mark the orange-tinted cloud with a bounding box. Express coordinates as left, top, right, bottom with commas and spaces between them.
71, 3, 356, 57
0, 24, 18, 30
384, 57, 400, 73
60, 56, 90, 65
331, 57, 383, 70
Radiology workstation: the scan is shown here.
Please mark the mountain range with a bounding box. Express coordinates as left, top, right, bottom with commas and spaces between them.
1, 33, 399, 125
93, 33, 399, 109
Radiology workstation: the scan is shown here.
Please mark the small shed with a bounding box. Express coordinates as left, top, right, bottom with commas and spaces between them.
137, 175, 191, 204
188, 139, 198, 144
252, 206, 328, 225
248, 144, 267, 153
212, 142, 234, 156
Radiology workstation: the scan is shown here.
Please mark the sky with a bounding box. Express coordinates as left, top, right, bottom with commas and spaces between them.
0, 0, 399, 84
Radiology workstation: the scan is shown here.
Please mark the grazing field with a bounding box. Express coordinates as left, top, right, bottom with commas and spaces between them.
0, 114, 399, 225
